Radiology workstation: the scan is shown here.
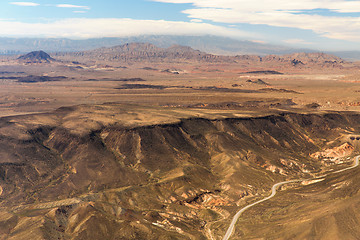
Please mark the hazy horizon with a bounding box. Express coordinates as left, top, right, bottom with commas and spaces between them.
0, 0, 360, 51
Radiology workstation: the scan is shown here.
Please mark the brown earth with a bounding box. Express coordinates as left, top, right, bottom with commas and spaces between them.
0, 46, 360, 239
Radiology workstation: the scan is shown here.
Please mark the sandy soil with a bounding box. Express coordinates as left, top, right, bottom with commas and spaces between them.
1, 57, 360, 118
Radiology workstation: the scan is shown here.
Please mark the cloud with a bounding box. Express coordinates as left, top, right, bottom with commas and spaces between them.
190, 19, 202, 23
183, 8, 360, 41
283, 39, 313, 45
9, 2, 39, 6
56, 4, 90, 10
251, 40, 267, 44
9, 2, 90, 10
0, 18, 254, 39
151, 0, 360, 41
152, 0, 360, 13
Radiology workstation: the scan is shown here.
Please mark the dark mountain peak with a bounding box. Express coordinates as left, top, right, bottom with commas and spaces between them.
18, 50, 55, 63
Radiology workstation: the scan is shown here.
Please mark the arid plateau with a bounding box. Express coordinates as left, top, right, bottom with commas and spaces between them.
1, 44, 360, 239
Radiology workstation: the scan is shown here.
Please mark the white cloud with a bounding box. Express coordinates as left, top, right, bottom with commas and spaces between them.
151, 0, 360, 42
283, 39, 313, 45
183, 8, 360, 41
9, 2, 90, 10
152, 0, 360, 13
10, 2, 39, 6
56, 4, 90, 10
0, 18, 254, 39
251, 40, 267, 44
190, 19, 202, 23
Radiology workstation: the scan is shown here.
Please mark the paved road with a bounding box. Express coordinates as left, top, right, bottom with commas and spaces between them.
222, 155, 360, 240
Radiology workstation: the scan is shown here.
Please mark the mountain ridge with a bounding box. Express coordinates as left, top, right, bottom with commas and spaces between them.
56, 42, 347, 68
0, 35, 359, 60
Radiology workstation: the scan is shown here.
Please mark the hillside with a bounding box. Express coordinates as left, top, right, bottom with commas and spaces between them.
17, 50, 55, 63
57, 42, 349, 69
63, 42, 225, 63
261, 52, 344, 67
0, 103, 359, 239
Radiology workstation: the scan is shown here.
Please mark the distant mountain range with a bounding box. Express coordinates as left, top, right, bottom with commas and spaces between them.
53, 42, 348, 71
1, 35, 359, 61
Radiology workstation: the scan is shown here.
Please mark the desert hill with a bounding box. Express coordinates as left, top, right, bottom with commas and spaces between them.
262, 52, 344, 65
57, 42, 349, 69
57, 43, 346, 67
17, 50, 55, 63
64, 42, 224, 63
0, 103, 359, 239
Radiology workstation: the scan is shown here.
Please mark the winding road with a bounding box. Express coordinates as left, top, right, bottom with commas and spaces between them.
222, 155, 360, 240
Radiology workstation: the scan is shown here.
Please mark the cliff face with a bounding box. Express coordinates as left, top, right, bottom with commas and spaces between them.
311, 143, 354, 159
0, 106, 359, 239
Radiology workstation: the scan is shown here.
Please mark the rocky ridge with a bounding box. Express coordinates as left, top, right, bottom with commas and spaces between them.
0, 103, 358, 239
57, 43, 349, 68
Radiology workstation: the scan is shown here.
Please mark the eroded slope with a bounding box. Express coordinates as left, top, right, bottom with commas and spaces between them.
0, 104, 359, 239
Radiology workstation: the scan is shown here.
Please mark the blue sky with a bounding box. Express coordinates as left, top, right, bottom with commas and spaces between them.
1, 0, 360, 51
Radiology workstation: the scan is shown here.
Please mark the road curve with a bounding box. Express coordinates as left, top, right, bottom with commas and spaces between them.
222, 155, 360, 240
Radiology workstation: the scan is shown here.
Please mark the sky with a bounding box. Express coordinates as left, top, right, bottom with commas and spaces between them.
1, 0, 360, 51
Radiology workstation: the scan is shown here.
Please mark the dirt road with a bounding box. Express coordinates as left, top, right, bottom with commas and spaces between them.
222, 155, 360, 240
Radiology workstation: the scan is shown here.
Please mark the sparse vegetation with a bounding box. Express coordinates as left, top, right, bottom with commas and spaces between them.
0, 46, 360, 239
